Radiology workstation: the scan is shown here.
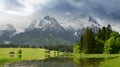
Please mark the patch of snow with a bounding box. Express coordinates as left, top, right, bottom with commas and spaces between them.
74, 32, 78, 36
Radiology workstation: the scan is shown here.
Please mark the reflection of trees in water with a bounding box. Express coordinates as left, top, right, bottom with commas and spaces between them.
74, 58, 104, 67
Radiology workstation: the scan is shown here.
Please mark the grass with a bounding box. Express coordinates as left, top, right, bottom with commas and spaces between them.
0, 48, 63, 64
1, 48, 120, 67
99, 57, 120, 67
0, 58, 19, 64
73, 53, 120, 58
73, 53, 120, 65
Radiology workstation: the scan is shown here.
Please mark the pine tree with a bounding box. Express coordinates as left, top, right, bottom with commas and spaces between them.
79, 35, 83, 52
101, 26, 106, 41
83, 27, 96, 53
83, 27, 89, 53
105, 24, 112, 40
88, 29, 96, 53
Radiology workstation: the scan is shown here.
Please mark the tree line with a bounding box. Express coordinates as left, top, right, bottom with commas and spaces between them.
74, 24, 120, 54
0, 44, 73, 52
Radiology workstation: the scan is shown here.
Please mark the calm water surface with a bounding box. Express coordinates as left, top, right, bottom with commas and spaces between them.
1, 58, 105, 67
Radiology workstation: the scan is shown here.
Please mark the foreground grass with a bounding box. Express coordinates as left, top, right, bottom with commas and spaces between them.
73, 53, 120, 65
0, 48, 63, 64
99, 57, 120, 67
74, 53, 120, 58
0, 58, 19, 64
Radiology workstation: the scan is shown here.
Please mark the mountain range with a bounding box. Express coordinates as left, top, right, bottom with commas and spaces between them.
0, 16, 101, 46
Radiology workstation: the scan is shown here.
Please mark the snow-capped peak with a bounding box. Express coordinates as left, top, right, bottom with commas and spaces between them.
60, 16, 101, 32
38, 16, 60, 29
26, 16, 64, 32
60, 18, 85, 31
38, 16, 65, 32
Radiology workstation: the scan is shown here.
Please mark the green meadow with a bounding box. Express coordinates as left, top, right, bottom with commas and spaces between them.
99, 57, 120, 67
1, 48, 120, 67
74, 53, 120, 58
73, 53, 120, 66
0, 48, 63, 64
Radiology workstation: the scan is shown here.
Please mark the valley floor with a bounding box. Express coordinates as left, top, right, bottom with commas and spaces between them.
1, 48, 120, 67
0, 48, 63, 64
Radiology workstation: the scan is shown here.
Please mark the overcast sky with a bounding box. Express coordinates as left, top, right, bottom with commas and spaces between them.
0, 0, 120, 32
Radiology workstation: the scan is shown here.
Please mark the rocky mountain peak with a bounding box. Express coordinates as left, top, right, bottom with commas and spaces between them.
89, 16, 100, 26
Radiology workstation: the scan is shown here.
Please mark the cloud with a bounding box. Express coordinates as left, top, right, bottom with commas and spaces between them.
0, 0, 120, 32
24, 0, 49, 4
0, 0, 51, 29
69, 0, 120, 20
0, 0, 34, 29
35, 0, 120, 20
0, 0, 36, 16
65, 11, 72, 16
2, 0, 24, 11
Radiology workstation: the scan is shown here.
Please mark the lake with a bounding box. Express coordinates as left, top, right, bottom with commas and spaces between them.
0, 57, 108, 67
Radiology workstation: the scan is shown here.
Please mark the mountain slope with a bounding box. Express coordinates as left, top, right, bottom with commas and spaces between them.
9, 16, 76, 45
0, 24, 16, 42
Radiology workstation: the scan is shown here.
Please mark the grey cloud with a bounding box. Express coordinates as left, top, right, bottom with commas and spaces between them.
0, 0, 120, 33
3, 0, 24, 11
71, 0, 120, 20
34, 0, 120, 21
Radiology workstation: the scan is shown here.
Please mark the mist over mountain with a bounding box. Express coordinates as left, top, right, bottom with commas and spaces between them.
0, 24, 16, 42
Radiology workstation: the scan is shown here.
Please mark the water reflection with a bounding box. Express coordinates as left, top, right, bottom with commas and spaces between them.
4, 58, 76, 67
3, 58, 105, 67
75, 58, 104, 67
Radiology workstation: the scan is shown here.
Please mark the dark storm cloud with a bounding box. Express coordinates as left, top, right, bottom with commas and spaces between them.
71, 0, 120, 20
35, 0, 120, 21
2, 0, 120, 20
3, 0, 24, 11
78, 0, 120, 19
48, 0, 75, 12
34, 0, 76, 15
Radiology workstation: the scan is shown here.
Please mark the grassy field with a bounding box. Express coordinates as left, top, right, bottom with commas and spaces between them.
99, 57, 120, 67
1, 48, 120, 67
0, 48, 63, 63
74, 53, 120, 58
73, 53, 120, 65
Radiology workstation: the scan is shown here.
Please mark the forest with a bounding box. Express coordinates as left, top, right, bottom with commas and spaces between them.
74, 24, 120, 54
